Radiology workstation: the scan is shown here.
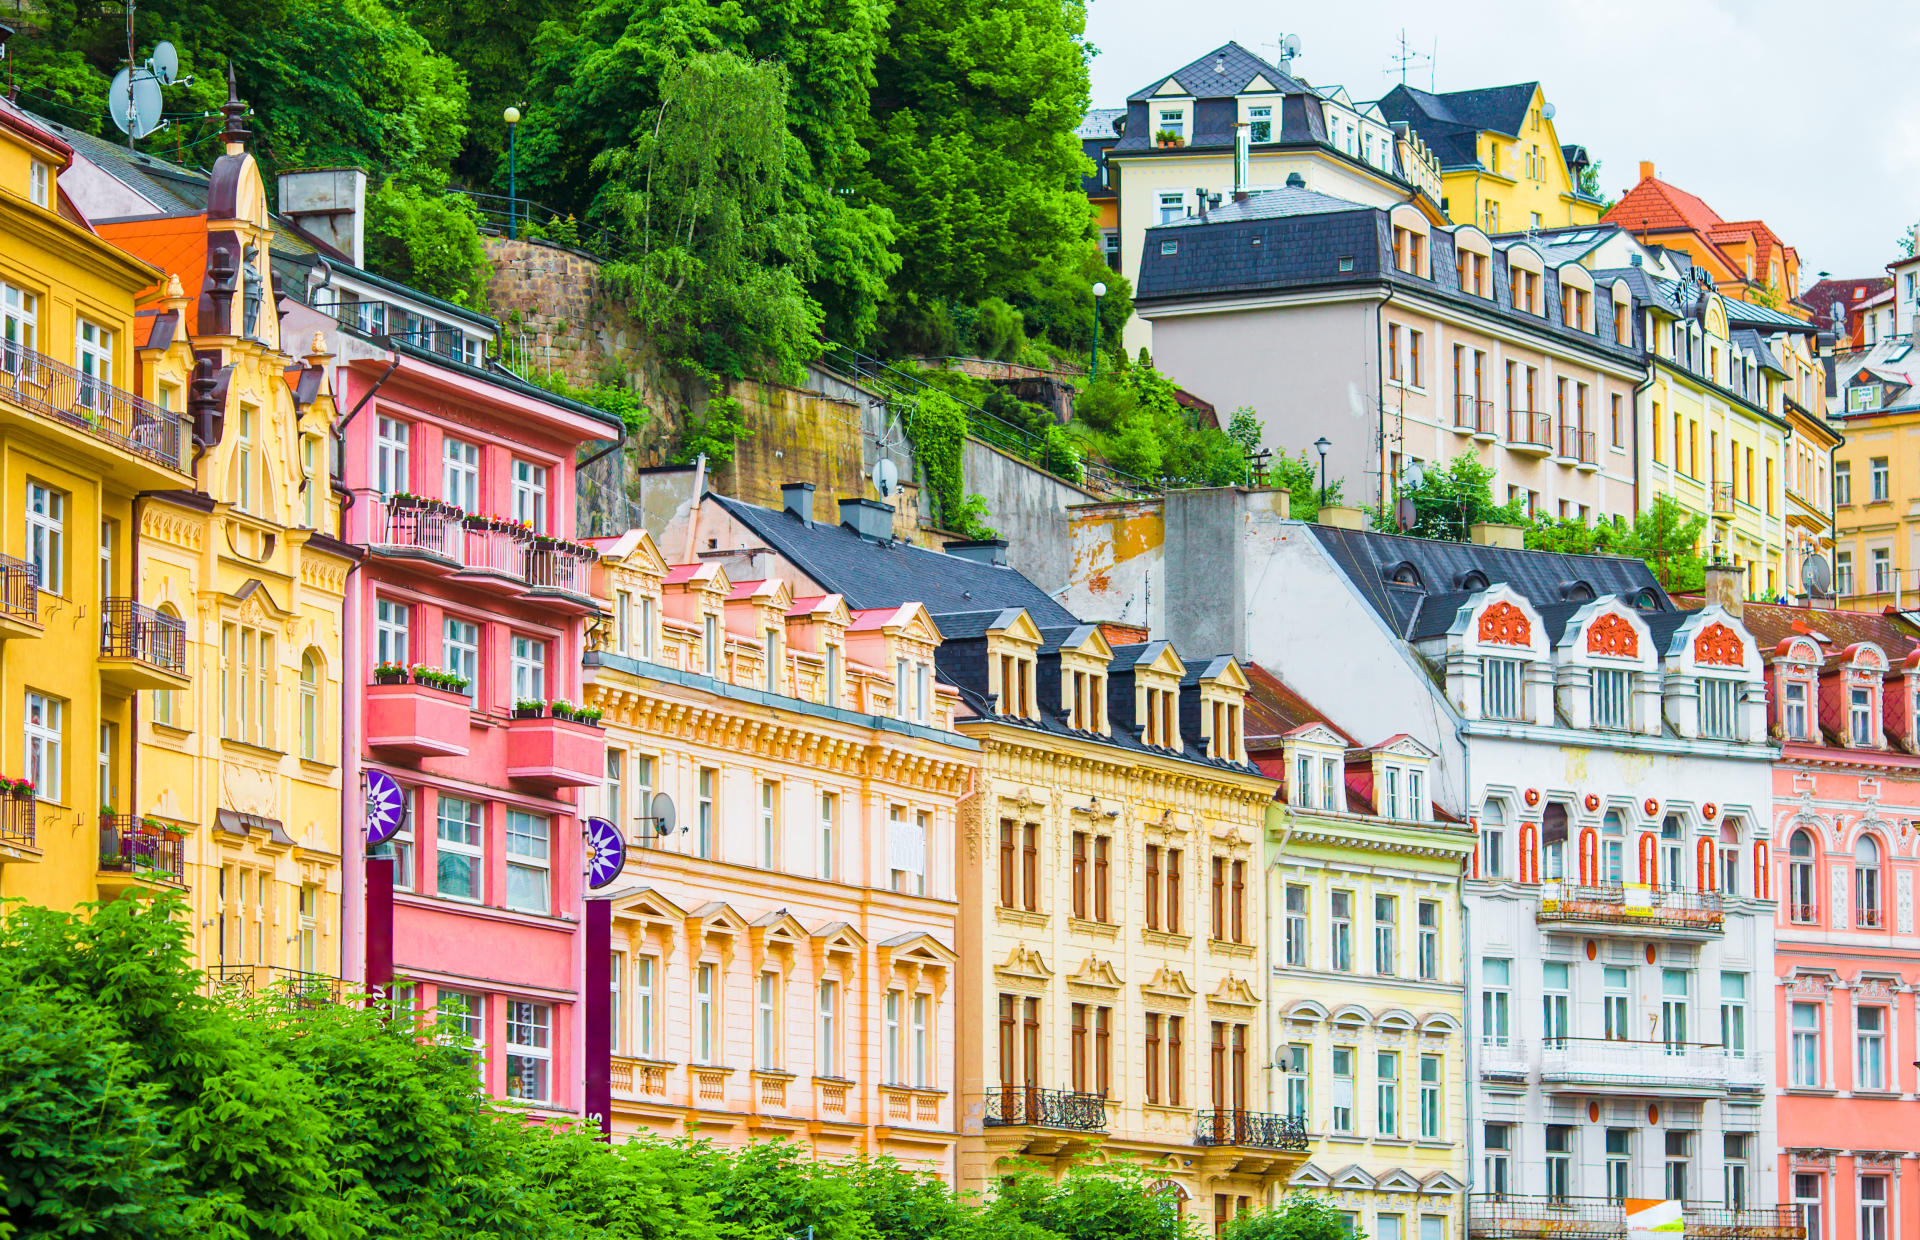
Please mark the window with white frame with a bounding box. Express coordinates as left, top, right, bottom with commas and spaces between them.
1284, 884, 1308, 967
1850, 687, 1875, 747
819, 790, 837, 880
1482, 657, 1523, 720
387, 786, 416, 890
1856, 1005, 1888, 1089
1795, 1175, 1824, 1240
1861, 1176, 1888, 1240
443, 618, 479, 700
1546, 1125, 1574, 1202
638, 595, 657, 661
1791, 1001, 1822, 1087
1483, 1122, 1512, 1196
1376, 1051, 1399, 1136
1856, 835, 1884, 926
436, 795, 483, 901
1482, 958, 1512, 1046
1282, 1043, 1308, 1118
436, 989, 484, 1067
2, 282, 37, 373
511, 459, 548, 533
74, 319, 112, 409
505, 1001, 551, 1103
443, 437, 480, 511
510, 635, 546, 705
374, 416, 409, 496
1331, 1046, 1355, 1132
765, 626, 784, 693
911, 992, 930, 1086
1321, 755, 1339, 809
1330, 890, 1353, 971
1593, 666, 1632, 729
505, 811, 550, 913
1292, 753, 1313, 806
758, 779, 778, 869
1542, 961, 1570, 1047
696, 767, 715, 859
817, 978, 839, 1076
25, 691, 62, 802
375, 598, 409, 667
888, 804, 926, 895
1784, 679, 1811, 740
702, 613, 720, 676
1481, 800, 1507, 878
25, 481, 64, 595
236, 406, 257, 512
1723, 1134, 1750, 1212
1606, 1129, 1633, 1200
1720, 973, 1747, 1058
757, 971, 781, 1070
298, 650, 322, 761
1419, 1054, 1441, 1137
694, 962, 718, 1064
634, 955, 658, 1057
1700, 677, 1739, 740
1417, 901, 1440, 979
27, 160, 49, 207
1158, 191, 1184, 224
1373, 894, 1397, 975
884, 989, 903, 1083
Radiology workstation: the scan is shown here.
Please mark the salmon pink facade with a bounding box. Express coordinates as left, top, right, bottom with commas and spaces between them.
1750, 602, 1920, 1240
334, 336, 623, 1117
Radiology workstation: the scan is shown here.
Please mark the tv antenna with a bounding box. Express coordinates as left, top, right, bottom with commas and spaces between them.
108, 3, 189, 148
1386, 29, 1435, 88
1274, 33, 1302, 74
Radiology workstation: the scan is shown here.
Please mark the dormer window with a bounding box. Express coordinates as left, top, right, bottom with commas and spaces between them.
1614, 301, 1629, 343
1066, 667, 1106, 732
28, 160, 49, 208
1850, 687, 1873, 747
1593, 667, 1632, 730
1207, 699, 1242, 761
1783, 678, 1811, 740
1157, 108, 1186, 143
1143, 685, 1178, 748
1482, 657, 1525, 720
1393, 227, 1426, 278
1700, 678, 1739, 740
1249, 105, 1272, 143
1380, 763, 1425, 821
997, 652, 1034, 719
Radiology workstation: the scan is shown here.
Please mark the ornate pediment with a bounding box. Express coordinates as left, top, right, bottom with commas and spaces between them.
1479, 600, 1533, 647
1066, 955, 1124, 991
1207, 973, 1260, 1010
1142, 966, 1196, 1003
995, 945, 1054, 987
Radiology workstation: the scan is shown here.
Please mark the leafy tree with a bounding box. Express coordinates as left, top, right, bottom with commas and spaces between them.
366, 179, 492, 306
906, 388, 996, 537
1523, 495, 1709, 591
1267, 448, 1344, 523
1379, 453, 1524, 540
1223, 1194, 1364, 1240
1226, 407, 1262, 458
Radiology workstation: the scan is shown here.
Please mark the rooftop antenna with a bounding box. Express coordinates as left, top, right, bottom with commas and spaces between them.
108, 26, 186, 148
1386, 29, 1433, 86
1277, 33, 1301, 74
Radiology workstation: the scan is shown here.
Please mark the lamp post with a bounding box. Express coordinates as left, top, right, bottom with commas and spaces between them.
1314, 436, 1331, 509
1090, 282, 1107, 380
503, 105, 521, 239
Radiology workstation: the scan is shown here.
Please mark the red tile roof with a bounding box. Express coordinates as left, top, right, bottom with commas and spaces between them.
1243, 662, 1358, 748
1604, 174, 1723, 234
96, 215, 207, 331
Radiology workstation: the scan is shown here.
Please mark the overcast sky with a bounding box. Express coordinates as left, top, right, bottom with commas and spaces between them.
1085, 0, 1920, 280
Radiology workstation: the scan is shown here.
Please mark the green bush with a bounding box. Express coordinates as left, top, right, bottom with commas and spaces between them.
975, 298, 1027, 362
365, 180, 492, 308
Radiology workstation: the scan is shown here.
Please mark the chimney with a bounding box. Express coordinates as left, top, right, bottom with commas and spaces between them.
1469, 522, 1525, 549
781, 481, 815, 528
277, 169, 367, 266
1704, 562, 1746, 618
838, 496, 895, 542
1233, 121, 1251, 194
1639, 160, 1655, 182
945, 538, 1009, 567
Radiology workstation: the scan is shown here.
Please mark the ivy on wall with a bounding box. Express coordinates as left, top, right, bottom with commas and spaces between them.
904, 389, 996, 538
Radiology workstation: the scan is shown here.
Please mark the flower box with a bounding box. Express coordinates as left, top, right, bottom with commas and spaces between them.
506, 715, 605, 789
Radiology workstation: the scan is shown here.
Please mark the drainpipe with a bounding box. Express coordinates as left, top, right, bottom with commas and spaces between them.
1454, 711, 1474, 1240
332, 343, 401, 519
1376, 285, 1400, 514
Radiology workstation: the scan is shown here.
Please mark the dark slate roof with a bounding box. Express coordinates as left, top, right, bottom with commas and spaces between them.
1377, 82, 1538, 169
1308, 525, 1676, 641
1126, 42, 1308, 104
709, 494, 1081, 626
1732, 329, 1787, 377
1491, 224, 1616, 266
1155, 185, 1366, 228
1722, 297, 1814, 332
1077, 108, 1127, 138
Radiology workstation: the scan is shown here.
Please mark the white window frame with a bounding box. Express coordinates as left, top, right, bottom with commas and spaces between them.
1701, 677, 1739, 740
694, 962, 717, 1065
1482, 957, 1512, 1046
1856, 1005, 1887, 1090
757, 970, 781, 1070
27, 160, 49, 207
696, 767, 716, 859
25, 691, 62, 802
374, 416, 409, 497
510, 635, 546, 705
375, 598, 409, 667
435, 794, 484, 902
759, 778, 778, 870
819, 790, 837, 880
505, 810, 550, 914
1593, 666, 1632, 730
635, 954, 658, 1057
1481, 656, 1524, 720
75, 318, 112, 409
25, 481, 64, 595
443, 437, 480, 512
2, 282, 38, 375
817, 978, 839, 1077
511, 459, 548, 533
504, 1000, 551, 1103
443, 617, 479, 701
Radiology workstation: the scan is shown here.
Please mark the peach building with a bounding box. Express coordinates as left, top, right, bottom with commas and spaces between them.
1748, 601, 1920, 1240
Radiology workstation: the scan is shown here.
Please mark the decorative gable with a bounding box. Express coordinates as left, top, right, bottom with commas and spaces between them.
1066, 955, 1125, 992
1694, 622, 1746, 667
1142, 966, 1197, 1006
1207, 973, 1261, 1011
1587, 612, 1640, 658
1479, 600, 1532, 646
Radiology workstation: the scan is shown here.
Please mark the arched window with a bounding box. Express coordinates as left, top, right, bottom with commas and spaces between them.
299, 649, 322, 762
1718, 820, 1742, 897
1788, 829, 1817, 922
1542, 803, 1569, 881
1601, 810, 1625, 885
1854, 835, 1884, 928
1481, 800, 1507, 879
1660, 815, 1686, 891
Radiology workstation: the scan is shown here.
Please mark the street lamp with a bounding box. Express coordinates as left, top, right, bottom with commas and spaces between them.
1090, 281, 1107, 380
1314, 437, 1331, 509
503, 105, 521, 239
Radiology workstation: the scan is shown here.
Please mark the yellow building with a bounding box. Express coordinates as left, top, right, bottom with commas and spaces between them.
584, 530, 976, 1177
94, 98, 351, 987
0, 101, 196, 907
1828, 363, 1920, 607
1377, 83, 1604, 233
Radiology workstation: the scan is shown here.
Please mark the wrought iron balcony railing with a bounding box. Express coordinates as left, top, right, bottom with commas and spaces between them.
1538, 1035, 1762, 1089
101, 598, 188, 674
1558, 423, 1597, 464
1469, 1196, 1802, 1240
0, 340, 186, 470
206, 964, 346, 1010
98, 816, 185, 883
1508, 409, 1552, 449
982, 1085, 1107, 1131
1194, 1108, 1309, 1150
0, 552, 39, 623
525, 540, 593, 597
1455, 394, 1496, 433
0, 796, 34, 848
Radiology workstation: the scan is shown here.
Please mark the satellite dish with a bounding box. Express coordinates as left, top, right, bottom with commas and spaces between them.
871, 457, 900, 498
1802, 552, 1832, 596
584, 816, 627, 889
1395, 497, 1418, 530
1401, 460, 1427, 490
1542, 101, 1556, 121
1281, 33, 1302, 57
648, 791, 678, 837
108, 67, 164, 139
148, 41, 179, 86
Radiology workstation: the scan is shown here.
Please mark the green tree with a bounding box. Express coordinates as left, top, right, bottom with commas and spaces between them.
1268, 447, 1344, 523
906, 388, 996, 537
1382, 453, 1525, 540
365, 180, 493, 307
1524, 495, 1709, 591
1223, 1194, 1364, 1240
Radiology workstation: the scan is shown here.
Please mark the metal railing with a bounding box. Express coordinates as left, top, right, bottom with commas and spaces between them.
1470, 1195, 1626, 1240
1455, 394, 1497, 433
1857, 906, 1884, 929
1788, 902, 1817, 923
372, 498, 462, 562
0, 552, 39, 623
1685, 1206, 1804, 1239
1538, 881, 1723, 930
206, 964, 347, 1010
1538, 1036, 1762, 1088
458, 521, 529, 577
1194, 1108, 1309, 1150
1508, 409, 1552, 448
1712, 482, 1738, 515
0, 341, 186, 470
1558, 424, 1597, 464
525, 540, 593, 598
447, 189, 633, 260
309, 297, 480, 362
0, 796, 34, 848
98, 816, 185, 883
982, 1085, 1108, 1131
101, 598, 187, 674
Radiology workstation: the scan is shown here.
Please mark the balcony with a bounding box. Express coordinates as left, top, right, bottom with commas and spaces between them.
1195, 1108, 1309, 1151
983, 1085, 1107, 1132
505, 713, 606, 789
1556, 424, 1597, 468
1537, 881, 1724, 936
0, 342, 189, 481
98, 599, 188, 693
1538, 1036, 1762, 1094
1686, 1206, 1804, 1240
450, 520, 533, 595
0, 796, 37, 853
0, 553, 42, 639
205, 964, 347, 1010
1470, 1197, 1802, 1240
609, 1056, 671, 1102
369, 497, 463, 572
97, 815, 186, 891
1477, 1036, 1530, 1080
365, 679, 473, 759
1508, 409, 1553, 454
878, 1084, 944, 1127
523, 540, 598, 611
1712, 481, 1737, 518
1454, 395, 1497, 437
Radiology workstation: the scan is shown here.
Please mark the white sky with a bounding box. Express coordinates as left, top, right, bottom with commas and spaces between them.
1085, 0, 1920, 281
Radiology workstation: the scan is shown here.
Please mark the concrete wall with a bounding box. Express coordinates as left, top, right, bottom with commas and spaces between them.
960, 437, 1098, 592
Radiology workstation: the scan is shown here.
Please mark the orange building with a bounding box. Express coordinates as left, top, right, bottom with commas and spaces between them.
1604, 162, 1804, 311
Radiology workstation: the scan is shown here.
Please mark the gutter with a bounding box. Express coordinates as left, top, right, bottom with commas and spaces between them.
1376, 285, 1398, 512
332, 343, 402, 516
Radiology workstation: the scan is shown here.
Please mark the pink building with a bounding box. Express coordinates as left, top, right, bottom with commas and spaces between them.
1748, 602, 1920, 1240
334, 334, 623, 1117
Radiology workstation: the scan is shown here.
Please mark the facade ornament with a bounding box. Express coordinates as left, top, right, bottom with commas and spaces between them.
1586, 612, 1639, 658
1479, 600, 1532, 647
1693, 622, 1745, 667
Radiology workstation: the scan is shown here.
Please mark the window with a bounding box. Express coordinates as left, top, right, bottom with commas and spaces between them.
816, 979, 839, 1076
1374, 894, 1398, 975
1606, 1129, 1632, 1201
1482, 657, 1523, 720
74, 319, 112, 409
1594, 667, 1631, 730
1209, 856, 1245, 942
374, 416, 409, 496
1331, 891, 1353, 971
1659, 815, 1686, 890
510, 635, 546, 705
757, 971, 781, 1070
635, 955, 658, 1057
1836, 550, 1854, 595
1610, 394, 1624, 447
25, 482, 64, 595
443, 618, 479, 701
387, 786, 416, 890
1483, 1123, 1512, 1196
301, 436, 319, 527
505, 1001, 551, 1103
910, 993, 930, 1087
436, 989, 484, 1066
511, 459, 548, 533
443, 438, 480, 511
1663, 1130, 1692, 1202
1482, 958, 1511, 1046
1719, 973, 1747, 1058
1417, 901, 1440, 979
1542, 962, 1570, 1048
97, 721, 116, 810
1481, 801, 1507, 879
27, 159, 49, 207
1422, 1218, 1445, 1240
1070, 1002, 1112, 1096
1855, 835, 1884, 925
889, 806, 928, 895
638, 595, 657, 661
884, 990, 903, 1083
1660, 968, 1690, 1045
1278, 1042, 1307, 1118
695, 767, 716, 858
1601, 810, 1625, 885
0, 282, 35, 377
1418, 1054, 1440, 1138
1861, 1177, 1888, 1240
1789, 830, 1818, 920
820, 792, 838, 880
219, 622, 276, 749
1795, 1176, 1824, 1240
702, 613, 720, 676
767, 627, 786, 694
1284, 884, 1308, 967
1791, 1001, 1822, 1087
1856, 1006, 1887, 1090
375, 598, 409, 667
505, 811, 550, 913
760, 780, 779, 870
1701, 677, 1738, 740
694, 963, 717, 1064
1331, 1047, 1355, 1133
1836, 461, 1852, 505
1871, 457, 1890, 502
1376, 1051, 1399, 1136
235, 406, 257, 511
1785, 680, 1810, 740
1158, 191, 1184, 224
1546, 1125, 1573, 1202
436, 796, 483, 901
1872, 547, 1892, 594
298, 650, 321, 760
1249, 105, 1272, 143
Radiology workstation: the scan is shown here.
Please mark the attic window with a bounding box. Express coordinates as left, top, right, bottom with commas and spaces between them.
1458, 570, 1490, 592
1562, 580, 1596, 603
1632, 588, 1661, 611
1161, 240, 1179, 256
996, 651, 1035, 720
1144, 685, 1179, 750
1066, 666, 1107, 733
1388, 561, 1423, 588
1207, 699, 1243, 762
1338, 256, 1356, 272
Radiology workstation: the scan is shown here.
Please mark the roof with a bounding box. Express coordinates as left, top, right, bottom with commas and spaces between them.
1243, 662, 1358, 747
1376, 82, 1539, 169
95, 215, 209, 329
1153, 185, 1367, 228
1723, 297, 1814, 332
1499, 225, 1620, 267
1126, 42, 1308, 103
29, 109, 211, 215
1078, 108, 1126, 139
1604, 172, 1724, 234
1721, 602, 1920, 665
1731, 329, 1786, 377
707, 494, 1082, 626
1307, 525, 1676, 642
